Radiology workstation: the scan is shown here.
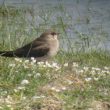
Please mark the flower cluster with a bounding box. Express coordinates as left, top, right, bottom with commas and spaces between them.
1, 57, 110, 109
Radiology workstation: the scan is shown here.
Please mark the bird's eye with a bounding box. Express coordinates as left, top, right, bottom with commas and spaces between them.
51, 32, 56, 36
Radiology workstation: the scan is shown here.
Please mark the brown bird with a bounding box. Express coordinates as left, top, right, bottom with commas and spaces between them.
0, 30, 59, 61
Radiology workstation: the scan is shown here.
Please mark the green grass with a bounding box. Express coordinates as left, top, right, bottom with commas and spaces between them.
0, 5, 110, 110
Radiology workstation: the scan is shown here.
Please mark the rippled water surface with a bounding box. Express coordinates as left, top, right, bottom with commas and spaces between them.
0, 0, 110, 51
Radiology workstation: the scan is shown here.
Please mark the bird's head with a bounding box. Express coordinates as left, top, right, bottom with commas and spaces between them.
40, 30, 60, 41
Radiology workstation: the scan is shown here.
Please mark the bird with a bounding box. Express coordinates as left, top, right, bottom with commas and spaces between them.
0, 30, 59, 61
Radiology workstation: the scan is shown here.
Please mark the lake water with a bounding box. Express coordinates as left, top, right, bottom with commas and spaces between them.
0, 0, 110, 51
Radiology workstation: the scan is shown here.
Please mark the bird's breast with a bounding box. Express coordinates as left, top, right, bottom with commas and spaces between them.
47, 39, 59, 57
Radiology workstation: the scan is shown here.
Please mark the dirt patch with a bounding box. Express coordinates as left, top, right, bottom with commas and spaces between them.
89, 100, 110, 110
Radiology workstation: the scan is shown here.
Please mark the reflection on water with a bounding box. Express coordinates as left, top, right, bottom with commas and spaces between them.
0, 0, 110, 51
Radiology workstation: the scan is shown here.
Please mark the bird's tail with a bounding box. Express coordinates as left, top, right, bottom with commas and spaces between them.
0, 51, 15, 57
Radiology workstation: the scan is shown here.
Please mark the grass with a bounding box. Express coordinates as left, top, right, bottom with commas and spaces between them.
0, 56, 110, 110
0, 4, 110, 110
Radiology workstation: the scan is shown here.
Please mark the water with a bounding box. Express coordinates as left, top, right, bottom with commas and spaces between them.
0, 0, 110, 51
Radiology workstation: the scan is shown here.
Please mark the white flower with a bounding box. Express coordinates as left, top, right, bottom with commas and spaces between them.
92, 67, 100, 71
0, 107, 3, 109
31, 57, 35, 61
27, 74, 32, 77
67, 80, 73, 85
52, 62, 58, 67
51, 87, 56, 90
24, 60, 29, 63
22, 97, 26, 100
83, 67, 89, 71
92, 67, 95, 70
17, 86, 25, 90
5, 95, 13, 104
32, 95, 45, 99
23, 64, 29, 69
95, 68, 101, 71
85, 77, 92, 82
104, 66, 109, 70
52, 62, 60, 70
62, 86, 66, 90
91, 70, 96, 75
14, 89, 18, 93
9, 63, 15, 67
94, 77, 99, 81
64, 63, 68, 67
34, 73, 41, 78
51, 87, 60, 92
15, 58, 22, 62
73, 62, 78, 67
106, 71, 110, 74
37, 61, 44, 65
45, 61, 52, 67
101, 70, 107, 74
101, 70, 110, 75
42, 65, 46, 67
21, 79, 29, 85
7, 104, 12, 108
55, 89, 61, 92
78, 70, 84, 73
31, 57, 36, 63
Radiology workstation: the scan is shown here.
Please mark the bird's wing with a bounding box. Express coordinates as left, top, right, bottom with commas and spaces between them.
19, 40, 45, 50
28, 44, 50, 57
14, 41, 49, 58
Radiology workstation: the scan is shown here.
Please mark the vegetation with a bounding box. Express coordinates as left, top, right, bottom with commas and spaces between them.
0, 4, 110, 110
